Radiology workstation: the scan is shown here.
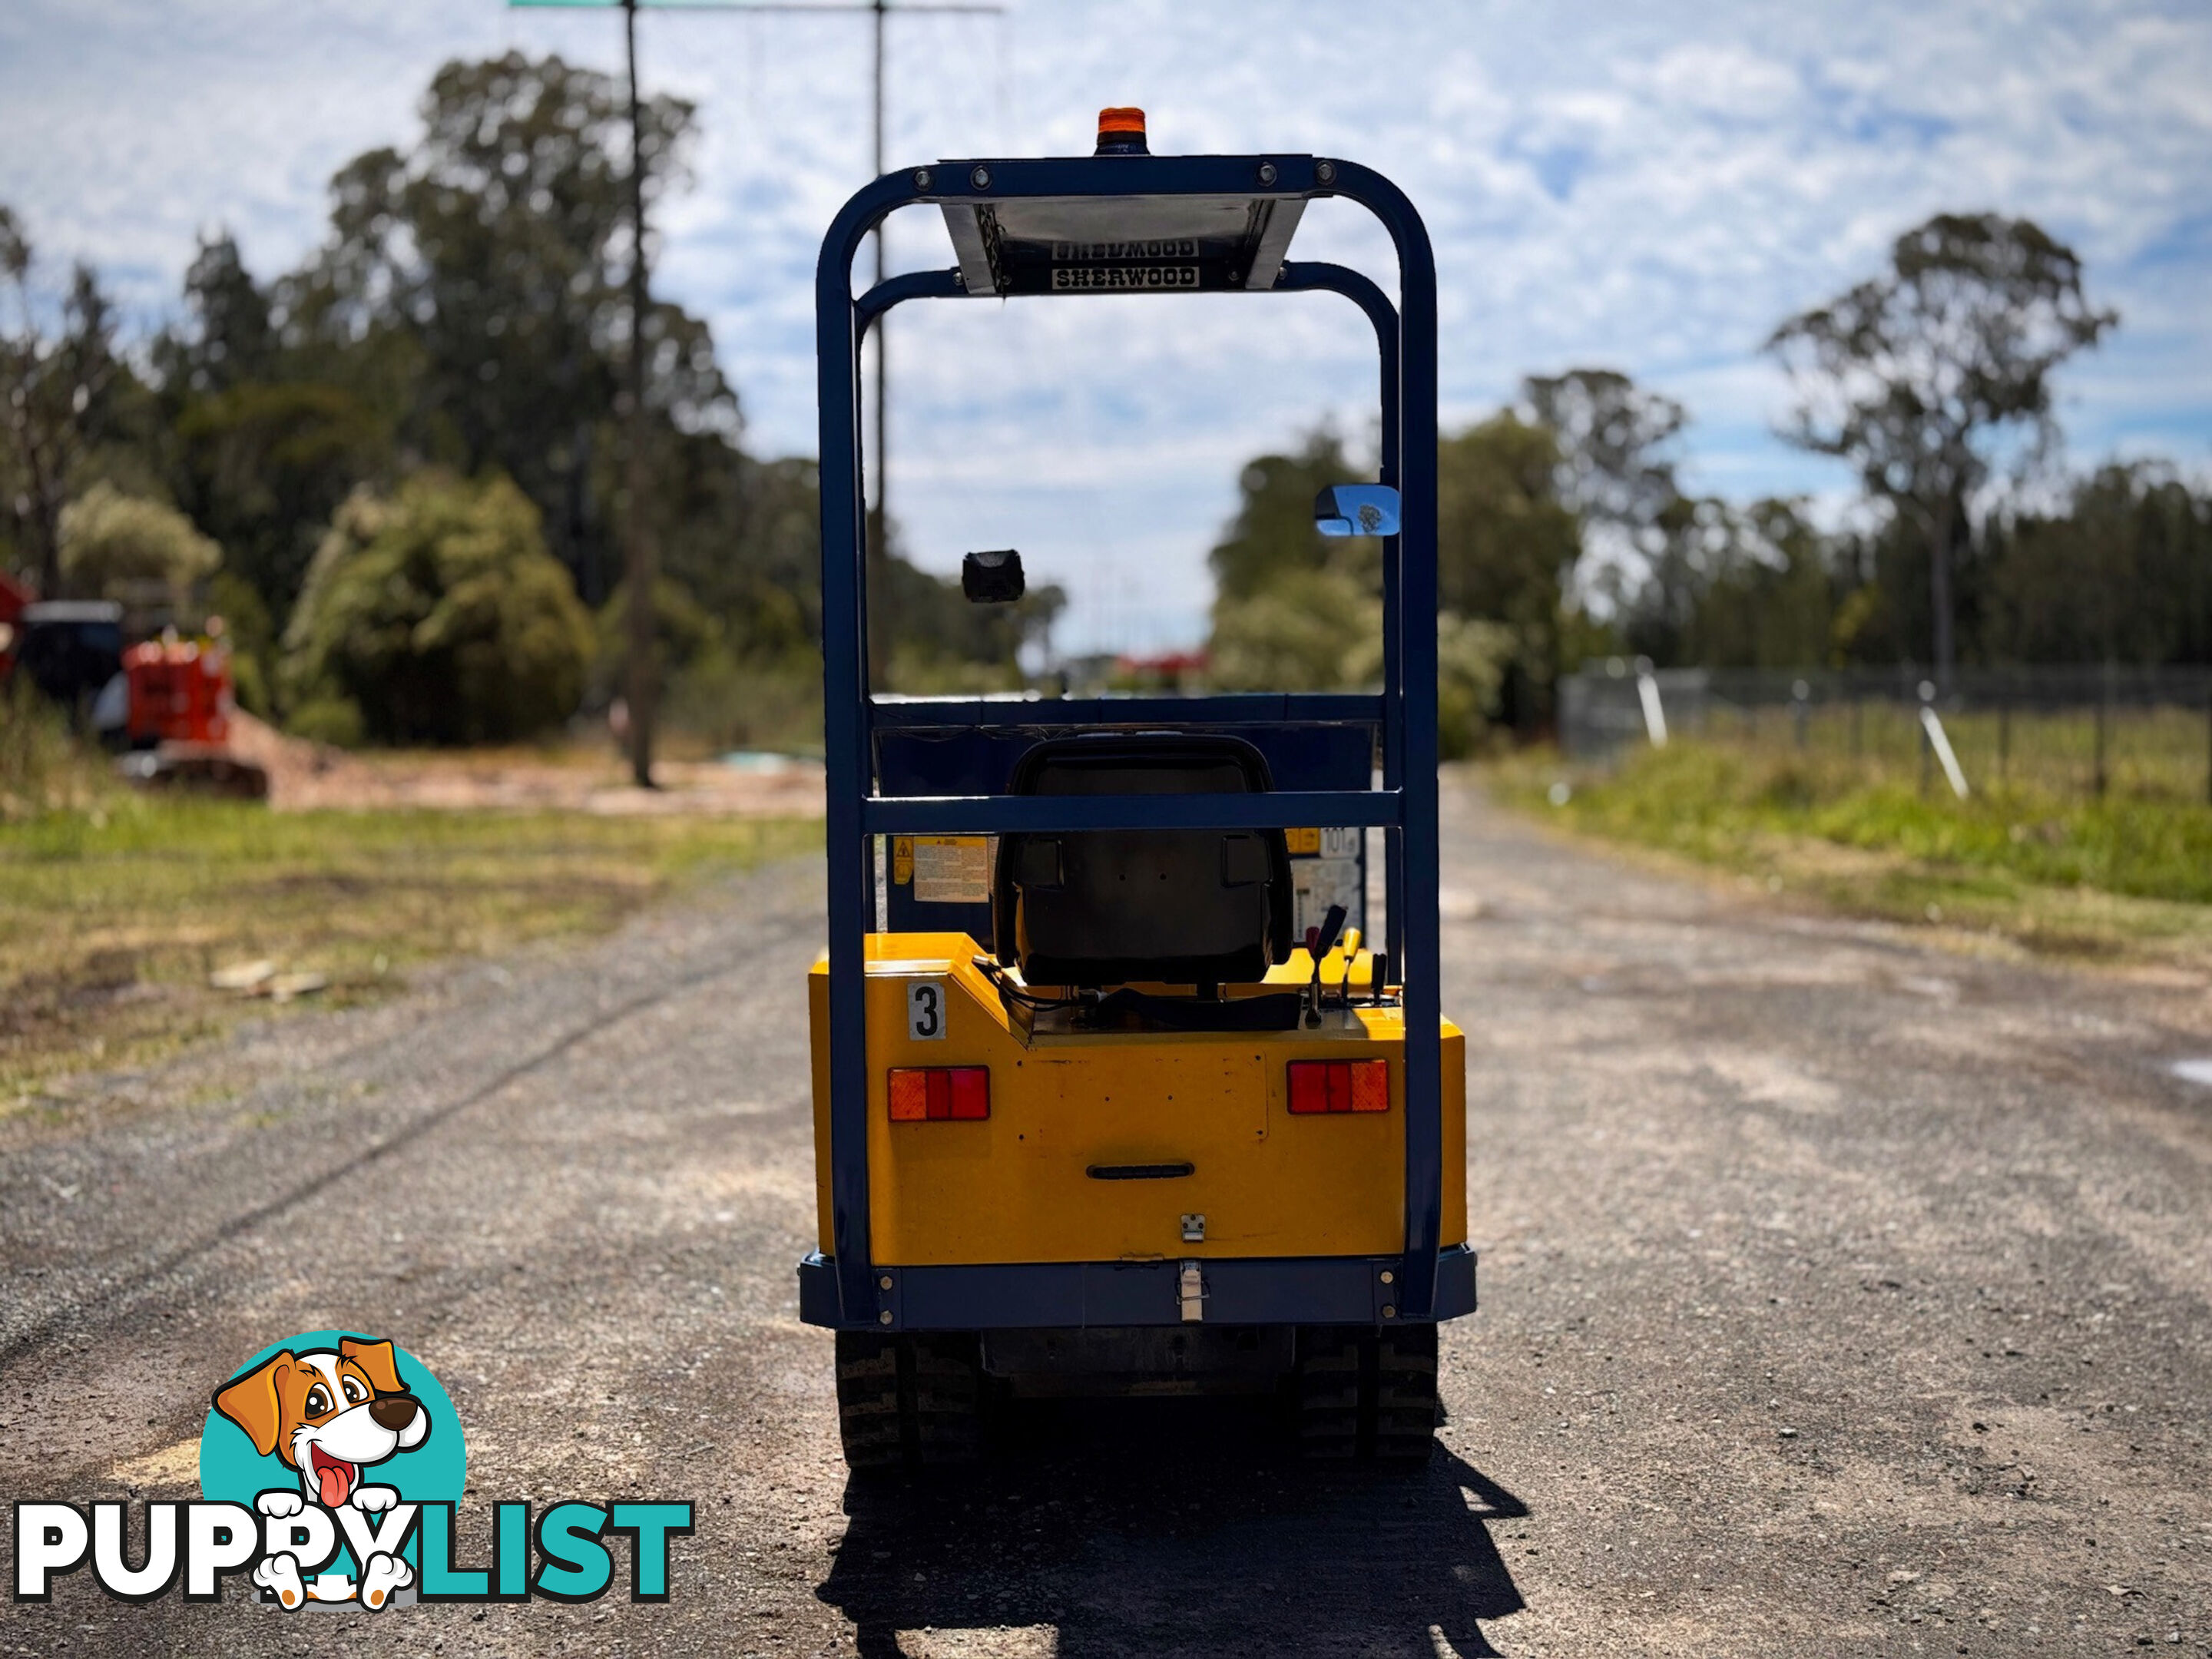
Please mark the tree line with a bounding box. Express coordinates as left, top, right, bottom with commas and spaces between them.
8, 71, 2204, 755
1208, 214, 2212, 749
0, 52, 1054, 749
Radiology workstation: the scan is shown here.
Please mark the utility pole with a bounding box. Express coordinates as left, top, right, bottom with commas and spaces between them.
707, 0, 1004, 688
622, 0, 657, 789
512, 0, 998, 743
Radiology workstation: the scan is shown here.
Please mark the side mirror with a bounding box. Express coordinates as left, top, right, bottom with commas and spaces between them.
962, 548, 1025, 603
1313, 484, 1401, 538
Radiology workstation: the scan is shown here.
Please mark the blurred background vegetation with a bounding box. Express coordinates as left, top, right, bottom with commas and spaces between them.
2, 48, 2208, 1074
1206, 217, 2207, 758
0, 52, 1057, 762
2, 56, 2206, 770
1492, 731, 2212, 968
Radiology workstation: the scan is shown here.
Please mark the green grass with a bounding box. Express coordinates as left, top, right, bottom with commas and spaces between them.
1710, 699, 2212, 806
0, 791, 820, 1107
1495, 739, 2212, 963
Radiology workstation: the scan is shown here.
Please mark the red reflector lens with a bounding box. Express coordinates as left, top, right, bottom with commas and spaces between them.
1348, 1058, 1389, 1112
949, 1067, 990, 1119
887, 1067, 988, 1122
1286, 1058, 1389, 1114
888, 1069, 929, 1121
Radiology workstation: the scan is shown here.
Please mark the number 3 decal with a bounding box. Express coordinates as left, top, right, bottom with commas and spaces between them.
908, 981, 946, 1041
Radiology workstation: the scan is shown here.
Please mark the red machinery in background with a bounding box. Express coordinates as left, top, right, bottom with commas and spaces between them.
2, 594, 268, 797
122, 634, 232, 747
113, 628, 267, 798
0, 570, 30, 680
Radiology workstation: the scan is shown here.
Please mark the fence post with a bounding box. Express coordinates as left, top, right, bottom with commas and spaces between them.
1919, 696, 1972, 800
1918, 680, 1934, 799
1631, 657, 1668, 748
2094, 663, 2111, 800
1792, 679, 1809, 751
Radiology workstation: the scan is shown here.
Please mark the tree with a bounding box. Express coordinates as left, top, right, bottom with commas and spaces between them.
1205, 427, 1378, 696
1208, 429, 1363, 604
1204, 419, 1570, 747
1522, 369, 1685, 581
58, 482, 220, 601
153, 233, 276, 399
1982, 465, 2212, 667
0, 207, 126, 595
150, 238, 391, 619
876, 554, 1065, 693
137, 232, 412, 636
1210, 566, 1379, 694
281, 472, 594, 745
1642, 498, 1837, 669
1436, 412, 1581, 730
1766, 212, 2115, 684
167, 379, 393, 623
283, 54, 709, 604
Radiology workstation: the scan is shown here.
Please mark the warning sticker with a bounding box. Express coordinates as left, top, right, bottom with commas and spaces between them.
912, 836, 993, 904
1286, 827, 1322, 856
1292, 857, 1363, 939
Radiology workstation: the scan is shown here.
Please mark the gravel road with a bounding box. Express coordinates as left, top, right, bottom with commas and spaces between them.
4, 780, 2210, 1657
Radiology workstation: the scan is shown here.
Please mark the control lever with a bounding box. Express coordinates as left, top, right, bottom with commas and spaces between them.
1302, 904, 1348, 1028
1336, 925, 1362, 1009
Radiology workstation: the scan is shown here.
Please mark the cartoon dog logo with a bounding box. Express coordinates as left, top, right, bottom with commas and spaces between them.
210, 1336, 429, 1608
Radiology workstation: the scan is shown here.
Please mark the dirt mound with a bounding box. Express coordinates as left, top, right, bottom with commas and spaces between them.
222, 711, 823, 817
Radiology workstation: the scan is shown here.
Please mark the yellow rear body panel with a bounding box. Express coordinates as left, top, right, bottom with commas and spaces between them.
809, 933, 1466, 1267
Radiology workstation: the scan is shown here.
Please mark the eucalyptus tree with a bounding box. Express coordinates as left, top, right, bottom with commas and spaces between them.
1767, 213, 2114, 683
0, 207, 125, 596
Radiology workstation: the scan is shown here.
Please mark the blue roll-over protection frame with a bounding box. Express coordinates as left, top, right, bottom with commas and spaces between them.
800, 148, 1471, 1333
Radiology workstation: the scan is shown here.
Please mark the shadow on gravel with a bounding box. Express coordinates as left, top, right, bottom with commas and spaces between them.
817, 1396, 1525, 1658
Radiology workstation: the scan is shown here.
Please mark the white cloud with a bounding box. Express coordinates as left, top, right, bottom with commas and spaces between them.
1636, 44, 1801, 121
2, 0, 2208, 651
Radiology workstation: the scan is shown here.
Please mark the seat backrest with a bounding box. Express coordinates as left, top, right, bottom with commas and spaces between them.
992, 733, 1293, 987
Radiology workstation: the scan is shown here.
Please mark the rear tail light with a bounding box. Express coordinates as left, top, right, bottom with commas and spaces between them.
1286, 1058, 1389, 1114
888, 1066, 990, 1121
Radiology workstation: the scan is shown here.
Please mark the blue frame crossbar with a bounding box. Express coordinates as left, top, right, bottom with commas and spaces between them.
813, 149, 1445, 1333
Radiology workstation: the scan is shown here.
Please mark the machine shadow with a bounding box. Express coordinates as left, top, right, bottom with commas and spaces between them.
817, 1396, 1526, 1658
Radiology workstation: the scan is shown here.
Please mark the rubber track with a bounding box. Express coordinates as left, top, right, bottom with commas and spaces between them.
834, 1332, 906, 1470
834, 1331, 985, 1472
1295, 1325, 1437, 1462
1294, 1328, 1366, 1459
1373, 1323, 1440, 1463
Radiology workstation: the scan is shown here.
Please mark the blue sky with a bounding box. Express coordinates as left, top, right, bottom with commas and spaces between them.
3, 0, 2207, 651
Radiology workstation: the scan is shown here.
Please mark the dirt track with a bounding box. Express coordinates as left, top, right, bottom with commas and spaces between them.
223, 710, 826, 816
3, 779, 2210, 1656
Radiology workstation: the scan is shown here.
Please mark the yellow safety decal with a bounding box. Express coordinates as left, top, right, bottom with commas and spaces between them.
912, 836, 992, 904
1285, 827, 1321, 856
892, 836, 915, 885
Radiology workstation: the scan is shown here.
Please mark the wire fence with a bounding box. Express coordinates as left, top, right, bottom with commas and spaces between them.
1560, 661, 2212, 805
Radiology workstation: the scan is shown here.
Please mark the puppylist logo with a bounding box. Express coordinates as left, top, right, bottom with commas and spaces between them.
12, 1331, 691, 1610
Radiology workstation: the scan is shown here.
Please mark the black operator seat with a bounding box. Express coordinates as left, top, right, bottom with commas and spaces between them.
992, 733, 1295, 988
